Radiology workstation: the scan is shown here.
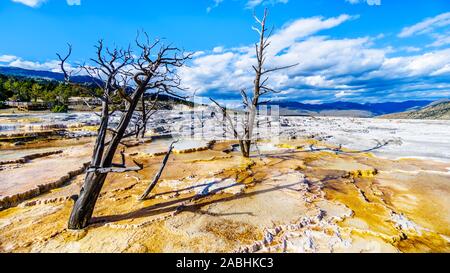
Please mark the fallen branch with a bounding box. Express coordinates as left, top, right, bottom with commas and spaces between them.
87, 159, 143, 174
139, 140, 178, 200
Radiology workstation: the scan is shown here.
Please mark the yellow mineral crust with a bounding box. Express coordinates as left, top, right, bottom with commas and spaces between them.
0, 139, 449, 253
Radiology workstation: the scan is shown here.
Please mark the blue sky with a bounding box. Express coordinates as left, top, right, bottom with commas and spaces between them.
0, 0, 449, 103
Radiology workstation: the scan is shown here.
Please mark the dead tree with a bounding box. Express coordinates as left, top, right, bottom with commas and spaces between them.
211, 9, 296, 158
134, 92, 160, 138
58, 34, 190, 229
139, 140, 177, 200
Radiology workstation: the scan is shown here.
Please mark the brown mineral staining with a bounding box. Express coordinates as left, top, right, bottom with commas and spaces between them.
204, 219, 262, 243
0, 138, 449, 253
394, 232, 449, 253
345, 169, 378, 178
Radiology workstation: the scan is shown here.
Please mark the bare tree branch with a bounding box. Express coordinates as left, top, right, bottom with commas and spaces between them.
139, 140, 178, 200
61, 31, 191, 229
56, 43, 72, 82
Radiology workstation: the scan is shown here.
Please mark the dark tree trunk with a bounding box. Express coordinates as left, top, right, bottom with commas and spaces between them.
67, 172, 107, 229
240, 140, 251, 158
59, 36, 190, 230
68, 87, 146, 229
140, 94, 147, 138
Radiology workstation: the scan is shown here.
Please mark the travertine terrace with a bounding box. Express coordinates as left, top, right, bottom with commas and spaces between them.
0, 111, 449, 253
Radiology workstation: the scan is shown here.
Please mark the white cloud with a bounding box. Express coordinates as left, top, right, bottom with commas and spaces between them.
7, 58, 64, 72
11, 0, 81, 7
12, 0, 46, 8
268, 14, 356, 55
402, 46, 421, 53
432, 64, 450, 76
192, 51, 206, 58
245, 0, 263, 8
207, 0, 224, 13
207, 0, 288, 12
370, 49, 450, 79
67, 0, 81, 6
398, 12, 450, 49
335, 90, 351, 98
213, 46, 224, 53
0, 55, 18, 63
404, 49, 450, 76
345, 0, 381, 6
178, 13, 450, 103
428, 32, 450, 48
179, 14, 374, 97
398, 12, 450, 38
3, 11, 448, 103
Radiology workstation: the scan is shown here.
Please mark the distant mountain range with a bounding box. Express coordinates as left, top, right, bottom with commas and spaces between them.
269, 100, 433, 117
1, 66, 446, 118
380, 99, 450, 120
0, 66, 97, 84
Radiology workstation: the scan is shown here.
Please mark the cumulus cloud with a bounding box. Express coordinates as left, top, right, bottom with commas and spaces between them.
268, 14, 357, 55
12, 0, 46, 8
212, 46, 224, 53
3, 58, 66, 73
179, 14, 450, 103
3, 12, 449, 103
179, 15, 361, 97
345, 0, 381, 6
0, 55, 18, 63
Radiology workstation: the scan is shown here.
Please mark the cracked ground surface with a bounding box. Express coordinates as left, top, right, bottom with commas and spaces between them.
0, 138, 449, 253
